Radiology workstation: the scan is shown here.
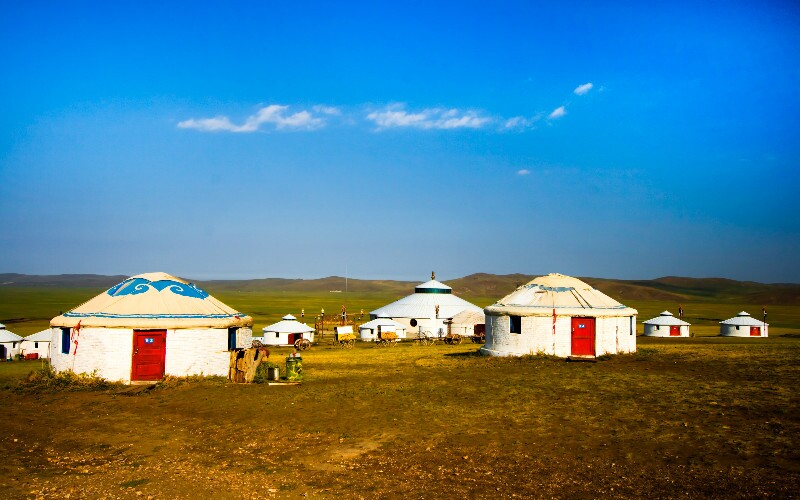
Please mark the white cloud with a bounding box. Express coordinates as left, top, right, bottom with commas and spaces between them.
574, 82, 594, 95
312, 105, 341, 115
503, 115, 542, 130
548, 106, 566, 119
366, 104, 491, 130
517, 169, 531, 175
177, 104, 324, 132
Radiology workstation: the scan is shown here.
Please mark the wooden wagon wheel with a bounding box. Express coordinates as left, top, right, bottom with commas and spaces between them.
454, 335, 463, 345
346, 338, 356, 349
295, 338, 311, 350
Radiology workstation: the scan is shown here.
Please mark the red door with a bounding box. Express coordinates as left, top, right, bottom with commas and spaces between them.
132, 330, 166, 381
750, 326, 761, 337
287, 333, 296, 345
571, 317, 595, 356
670, 325, 681, 336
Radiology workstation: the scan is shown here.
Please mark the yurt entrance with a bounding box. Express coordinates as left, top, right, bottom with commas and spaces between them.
750, 326, 761, 337
670, 325, 681, 336
132, 330, 166, 381
571, 317, 595, 356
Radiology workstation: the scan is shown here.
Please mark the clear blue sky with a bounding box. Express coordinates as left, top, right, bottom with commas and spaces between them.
1, 1, 799, 282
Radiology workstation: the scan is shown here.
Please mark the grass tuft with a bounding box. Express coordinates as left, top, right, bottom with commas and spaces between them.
15, 364, 119, 392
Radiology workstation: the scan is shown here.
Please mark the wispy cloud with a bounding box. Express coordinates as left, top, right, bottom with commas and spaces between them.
548, 106, 566, 119
574, 82, 594, 96
503, 115, 542, 130
517, 169, 531, 175
178, 105, 325, 132
312, 105, 341, 115
366, 104, 492, 130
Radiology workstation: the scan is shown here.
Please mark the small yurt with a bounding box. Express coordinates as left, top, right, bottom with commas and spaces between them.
482, 273, 638, 358
359, 314, 407, 341
259, 315, 315, 346
720, 311, 768, 337
50, 272, 253, 383
370, 272, 483, 338
20, 329, 52, 358
446, 309, 486, 338
643, 311, 690, 337
0, 324, 23, 360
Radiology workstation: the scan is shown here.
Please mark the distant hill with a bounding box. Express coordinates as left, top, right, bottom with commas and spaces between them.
1, 272, 799, 305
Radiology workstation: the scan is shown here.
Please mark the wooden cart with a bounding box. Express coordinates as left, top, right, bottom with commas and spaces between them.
375, 330, 398, 347
333, 326, 356, 349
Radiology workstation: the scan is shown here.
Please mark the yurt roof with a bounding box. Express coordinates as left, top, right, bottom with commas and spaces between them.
0, 323, 5, 329
485, 273, 637, 317
643, 311, 690, 326
360, 317, 406, 330
371, 276, 482, 320
720, 311, 768, 326
24, 329, 53, 342
50, 272, 253, 329
448, 309, 485, 325
262, 315, 315, 334
0, 329, 23, 343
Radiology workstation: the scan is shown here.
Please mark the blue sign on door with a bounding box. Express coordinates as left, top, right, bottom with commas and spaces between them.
145, 338, 154, 344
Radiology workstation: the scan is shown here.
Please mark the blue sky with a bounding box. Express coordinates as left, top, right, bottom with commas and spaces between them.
1, 1, 799, 282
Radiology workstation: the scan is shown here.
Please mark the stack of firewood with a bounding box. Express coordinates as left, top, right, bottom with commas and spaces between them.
229, 347, 269, 383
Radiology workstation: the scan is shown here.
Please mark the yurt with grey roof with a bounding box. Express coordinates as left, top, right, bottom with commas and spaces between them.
643, 311, 690, 337
49, 272, 253, 383
481, 273, 637, 358
720, 311, 768, 337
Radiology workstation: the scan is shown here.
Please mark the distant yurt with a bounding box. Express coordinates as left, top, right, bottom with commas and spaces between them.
259, 315, 315, 346
482, 273, 637, 358
50, 272, 253, 383
370, 272, 482, 338
0, 325, 23, 360
643, 311, 690, 337
20, 329, 52, 358
446, 309, 486, 338
359, 314, 407, 341
720, 311, 768, 337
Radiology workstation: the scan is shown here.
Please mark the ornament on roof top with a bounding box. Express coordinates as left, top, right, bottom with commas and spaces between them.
432, 271, 435, 280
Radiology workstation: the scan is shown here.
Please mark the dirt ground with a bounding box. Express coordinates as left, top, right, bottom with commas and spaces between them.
1, 336, 799, 499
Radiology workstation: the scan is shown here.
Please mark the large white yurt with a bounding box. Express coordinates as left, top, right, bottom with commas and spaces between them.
258, 315, 315, 346
481, 273, 638, 358
50, 272, 253, 383
643, 311, 690, 337
370, 272, 483, 338
720, 311, 768, 337
20, 329, 52, 358
0, 325, 23, 360
446, 309, 486, 338
359, 314, 407, 341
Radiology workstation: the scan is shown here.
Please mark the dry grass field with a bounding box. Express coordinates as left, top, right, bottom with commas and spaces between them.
1, 335, 799, 499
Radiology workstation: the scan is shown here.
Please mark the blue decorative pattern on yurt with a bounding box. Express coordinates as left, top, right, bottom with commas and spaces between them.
63, 311, 244, 319
107, 278, 209, 299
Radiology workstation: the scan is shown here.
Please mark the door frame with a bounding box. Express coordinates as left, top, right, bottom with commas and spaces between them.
131, 330, 167, 381
571, 317, 596, 356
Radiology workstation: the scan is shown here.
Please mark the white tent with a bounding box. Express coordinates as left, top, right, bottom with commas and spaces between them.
20, 329, 52, 358
481, 273, 637, 358
720, 311, 768, 337
370, 273, 482, 338
359, 314, 407, 341
50, 272, 253, 383
258, 314, 315, 346
0, 327, 23, 360
643, 311, 690, 337
446, 309, 485, 337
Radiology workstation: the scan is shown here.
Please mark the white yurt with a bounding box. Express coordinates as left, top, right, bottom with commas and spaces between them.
481, 273, 638, 358
446, 309, 486, 337
20, 329, 52, 358
359, 314, 407, 341
0, 325, 23, 360
720, 311, 768, 337
50, 272, 253, 383
643, 311, 690, 337
258, 314, 315, 346
370, 272, 483, 338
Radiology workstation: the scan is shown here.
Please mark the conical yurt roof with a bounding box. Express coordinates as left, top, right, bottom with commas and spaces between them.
50, 272, 253, 329
643, 311, 690, 326
720, 311, 767, 326
262, 314, 315, 334
360, 316, 406, 330
485, 273, 637, 317
370, 275, 482, 320
0, 329, 22, 343
24, 329, 53, 342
